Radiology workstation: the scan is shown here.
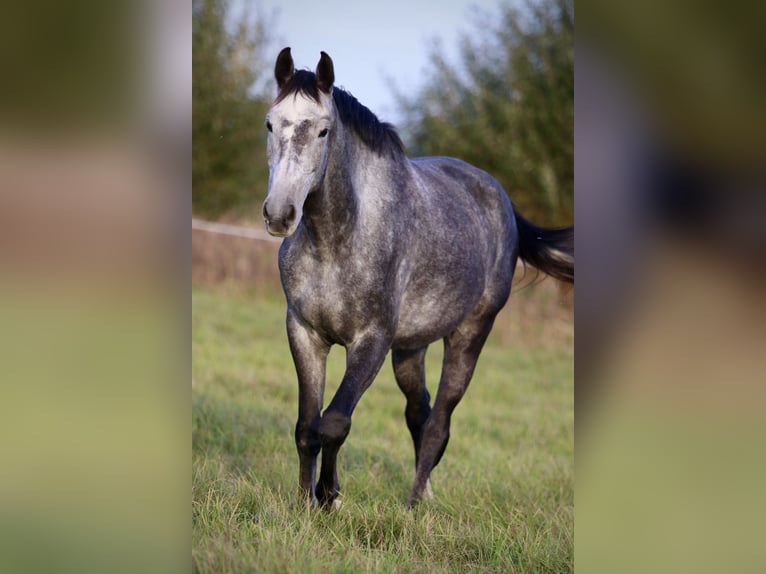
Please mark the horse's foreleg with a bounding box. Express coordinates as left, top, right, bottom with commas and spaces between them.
407, 317, 495, 508
287, 312, 330, 505
315, 333, 391, 507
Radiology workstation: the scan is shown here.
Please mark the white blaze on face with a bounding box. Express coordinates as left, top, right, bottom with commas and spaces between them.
262, 92, 335, 237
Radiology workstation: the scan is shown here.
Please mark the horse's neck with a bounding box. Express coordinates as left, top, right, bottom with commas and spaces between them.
302, 135, 398, 252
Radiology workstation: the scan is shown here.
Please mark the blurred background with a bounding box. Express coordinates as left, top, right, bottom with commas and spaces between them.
0, 1, 189, 573
576, 1, 766, 573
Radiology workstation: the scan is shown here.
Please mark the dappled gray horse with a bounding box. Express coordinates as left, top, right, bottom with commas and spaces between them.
262, 48, 574, 508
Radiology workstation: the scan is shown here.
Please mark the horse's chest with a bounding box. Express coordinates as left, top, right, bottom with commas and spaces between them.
282, 257, 387, 344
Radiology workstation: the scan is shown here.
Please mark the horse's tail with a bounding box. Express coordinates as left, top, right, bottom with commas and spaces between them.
514, 211, 574, 284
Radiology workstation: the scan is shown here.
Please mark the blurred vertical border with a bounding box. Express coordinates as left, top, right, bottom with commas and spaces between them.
0, 1, 189, 573
576, 1, 766, 572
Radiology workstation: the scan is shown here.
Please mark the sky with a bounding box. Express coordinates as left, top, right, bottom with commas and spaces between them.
239, 0, 506, 124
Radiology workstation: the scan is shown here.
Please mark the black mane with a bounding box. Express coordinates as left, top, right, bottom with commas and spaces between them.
275, 70, 405, 158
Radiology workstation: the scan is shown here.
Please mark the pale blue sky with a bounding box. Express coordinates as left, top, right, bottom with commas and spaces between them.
241, 0, 506, 124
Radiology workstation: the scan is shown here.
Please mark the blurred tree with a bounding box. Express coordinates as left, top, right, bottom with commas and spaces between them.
192, 0, 273, 218
397, 0, 573, 226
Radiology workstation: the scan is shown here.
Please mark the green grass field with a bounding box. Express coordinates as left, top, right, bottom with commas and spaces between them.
192, 286, 573, 573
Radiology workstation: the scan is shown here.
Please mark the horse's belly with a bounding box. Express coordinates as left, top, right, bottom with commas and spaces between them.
393, 290, 479, 349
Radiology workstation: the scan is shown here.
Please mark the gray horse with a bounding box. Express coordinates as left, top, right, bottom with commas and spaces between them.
262, 48, 573, 508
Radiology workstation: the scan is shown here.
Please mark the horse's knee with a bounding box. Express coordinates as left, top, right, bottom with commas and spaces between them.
295, 420, 321, 456
318, 411, 351, 446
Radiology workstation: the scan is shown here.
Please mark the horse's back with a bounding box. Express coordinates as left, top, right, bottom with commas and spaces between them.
408, 156, 516, 266
409, 156, 514, 235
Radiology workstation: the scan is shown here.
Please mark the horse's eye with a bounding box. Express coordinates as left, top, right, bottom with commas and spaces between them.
266, 120, 273, 133
318, 128, 329, 138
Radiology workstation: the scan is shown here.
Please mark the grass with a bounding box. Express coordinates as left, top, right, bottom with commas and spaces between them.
192, 286, 573, 573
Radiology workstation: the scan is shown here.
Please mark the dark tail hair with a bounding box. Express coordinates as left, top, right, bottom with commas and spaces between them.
515, 212, 574, 283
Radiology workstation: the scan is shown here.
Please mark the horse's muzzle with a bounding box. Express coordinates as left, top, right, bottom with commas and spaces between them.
263, 201, 297, 237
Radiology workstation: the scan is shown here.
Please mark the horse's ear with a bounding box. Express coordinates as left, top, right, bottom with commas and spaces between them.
316, 51, 334, 94
275, 47, 294, 90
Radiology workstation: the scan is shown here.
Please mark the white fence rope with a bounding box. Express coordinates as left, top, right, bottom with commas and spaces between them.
192, 218, 281, 243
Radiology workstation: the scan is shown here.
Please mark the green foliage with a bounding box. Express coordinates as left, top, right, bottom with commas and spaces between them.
192, 0, 272, 217
192, 287, 573, 572
398, 0, 573, 226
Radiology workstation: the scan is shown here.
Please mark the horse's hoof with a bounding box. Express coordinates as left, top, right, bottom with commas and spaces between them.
405, 494, 421, 510
317, 496, 341, 510
315, 481, 341, 509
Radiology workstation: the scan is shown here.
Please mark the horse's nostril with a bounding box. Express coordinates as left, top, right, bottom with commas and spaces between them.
286, 204, 296, 222
262, 202, 271, 221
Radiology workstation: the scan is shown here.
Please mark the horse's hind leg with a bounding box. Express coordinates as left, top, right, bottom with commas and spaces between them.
392, 347, 433, 497
407, 315, 496, 507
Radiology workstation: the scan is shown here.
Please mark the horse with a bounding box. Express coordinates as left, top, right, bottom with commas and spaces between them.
262, 48, 573, 508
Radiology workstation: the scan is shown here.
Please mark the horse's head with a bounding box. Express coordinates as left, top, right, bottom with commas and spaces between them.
262, 48, 336, 237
